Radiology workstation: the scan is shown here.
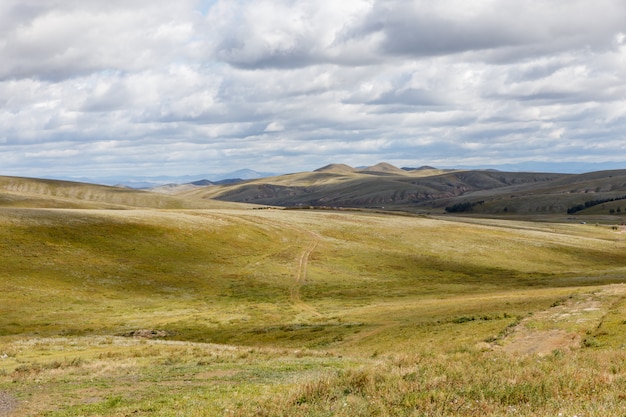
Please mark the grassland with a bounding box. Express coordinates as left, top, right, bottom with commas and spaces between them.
1, 203, 625, 415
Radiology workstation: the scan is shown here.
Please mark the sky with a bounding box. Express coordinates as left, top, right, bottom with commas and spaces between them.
1, 0, 626, 182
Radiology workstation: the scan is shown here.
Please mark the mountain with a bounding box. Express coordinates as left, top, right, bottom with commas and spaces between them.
55, 169, 277, 188
181, 163, 626, 216
357, 162, 408, 175
314, 163, 355, 174
5, 163, 626, 216
149, 178, 245, 195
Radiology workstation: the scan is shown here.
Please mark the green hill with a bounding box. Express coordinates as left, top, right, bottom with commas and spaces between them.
181, 163, 626, 217
0, 176, 249, 209
1, 170, 625, 415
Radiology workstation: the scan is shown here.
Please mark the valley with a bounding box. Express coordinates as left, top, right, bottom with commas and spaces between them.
1, 170, 625, 416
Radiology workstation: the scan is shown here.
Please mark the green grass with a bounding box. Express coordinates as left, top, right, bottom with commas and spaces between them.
1, 207, 625, 415
2, 336, 624, 416
0, 336, 352, 416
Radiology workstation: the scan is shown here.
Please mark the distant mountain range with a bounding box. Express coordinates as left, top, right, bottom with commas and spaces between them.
178, 162, 626, 216
59, 169, 277, 188
3, 162, 626, 216
44, 161, 626, 189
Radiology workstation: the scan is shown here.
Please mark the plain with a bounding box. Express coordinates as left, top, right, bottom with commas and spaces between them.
1, 176, 625, 416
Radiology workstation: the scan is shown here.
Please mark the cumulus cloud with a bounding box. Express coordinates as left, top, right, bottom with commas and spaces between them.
206, 0, 375, 68
370, 0, 624, 64
0, 0, 198, 80
1, 0, 625, 180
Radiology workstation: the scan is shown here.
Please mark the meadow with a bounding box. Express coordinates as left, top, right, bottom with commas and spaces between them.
1, 206, 625, 416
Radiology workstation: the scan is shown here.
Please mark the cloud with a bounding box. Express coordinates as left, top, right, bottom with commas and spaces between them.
264, 122, 284, 132
353, 0, 626, 61
368, 87, 443, 108
1, 0, 626, 180
206, 0, 378, 69
206, 0, 626, 69
0, 0, 198, 81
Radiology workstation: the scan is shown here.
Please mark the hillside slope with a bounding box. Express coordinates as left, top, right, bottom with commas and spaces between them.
181, 163, 626, 215
432, 169, 626, 215
183, 163, 565, 210
0, 176, 249, 209
1, 206, 625, 415
5, 164, 626, 216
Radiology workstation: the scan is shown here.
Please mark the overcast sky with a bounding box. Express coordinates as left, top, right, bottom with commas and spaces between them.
1, 0, 626, 180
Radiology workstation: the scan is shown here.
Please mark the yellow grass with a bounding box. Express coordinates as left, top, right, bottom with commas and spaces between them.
1, 205, 625, 415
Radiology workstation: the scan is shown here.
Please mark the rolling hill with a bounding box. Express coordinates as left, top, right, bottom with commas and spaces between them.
4, 163, 626, 217
0, 175, 248, 209
1, 168, 626, 415
176, 163, 626, 216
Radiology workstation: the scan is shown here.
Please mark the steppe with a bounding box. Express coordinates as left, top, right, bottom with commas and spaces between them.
1, 168, 625, 416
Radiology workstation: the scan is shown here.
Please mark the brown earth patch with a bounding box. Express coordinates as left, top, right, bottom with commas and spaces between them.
0, 391, 17, 416
497, 284, 626, 356
502, 329, 580, 356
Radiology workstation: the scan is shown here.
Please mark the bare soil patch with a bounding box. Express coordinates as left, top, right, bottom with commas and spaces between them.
499, 284, 626, 356
0, 391, 17, 416
502, 329, 580, 356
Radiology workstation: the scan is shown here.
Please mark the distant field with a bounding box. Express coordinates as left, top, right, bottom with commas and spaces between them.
1, 205, 625, 416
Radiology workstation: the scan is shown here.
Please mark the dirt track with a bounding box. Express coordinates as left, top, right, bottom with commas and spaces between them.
498, 284, 626, 355
289, 231, 322, 317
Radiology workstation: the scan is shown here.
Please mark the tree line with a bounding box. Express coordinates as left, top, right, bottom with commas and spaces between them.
445, 200, 485, 213
566, 195, 626, 214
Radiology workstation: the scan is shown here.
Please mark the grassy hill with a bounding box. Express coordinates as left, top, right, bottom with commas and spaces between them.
0, 176, 188, 209
1, 188, 626, 415
1, 171, 626, 415
7, 164, 625, 217
180, 163, 626, 219
183, 165, 562, 209
0, 176, 250, 210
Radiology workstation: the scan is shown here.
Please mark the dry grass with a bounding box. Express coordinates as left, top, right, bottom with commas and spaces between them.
1, 206, 625, 415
